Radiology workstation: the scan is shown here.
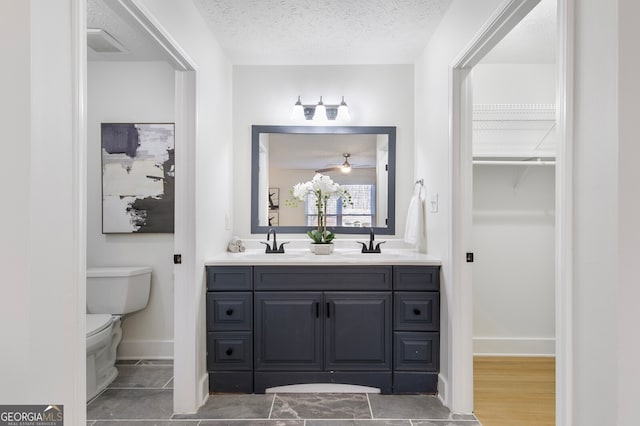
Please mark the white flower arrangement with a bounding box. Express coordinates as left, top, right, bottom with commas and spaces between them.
287, 173, 352, 244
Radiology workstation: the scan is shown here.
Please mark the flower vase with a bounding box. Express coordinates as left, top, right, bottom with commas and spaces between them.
310, 243, 334, 255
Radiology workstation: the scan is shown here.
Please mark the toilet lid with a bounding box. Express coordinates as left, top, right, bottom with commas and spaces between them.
86, 314, 113, 337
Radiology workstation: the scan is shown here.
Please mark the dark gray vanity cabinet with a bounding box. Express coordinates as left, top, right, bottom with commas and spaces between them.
206, 264, 440, 395
254, 292, 323, 371
392, 266, 441, 393
324, 292, 392, 371
206, 266, 254, 393
254, 291, 391, 372
252, 266, 393, 392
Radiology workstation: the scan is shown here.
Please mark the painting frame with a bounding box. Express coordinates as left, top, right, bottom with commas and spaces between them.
101, 122, 175, 234
268, 187, 280, 211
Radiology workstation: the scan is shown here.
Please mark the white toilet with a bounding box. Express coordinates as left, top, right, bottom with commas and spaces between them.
86, 266, 152, 401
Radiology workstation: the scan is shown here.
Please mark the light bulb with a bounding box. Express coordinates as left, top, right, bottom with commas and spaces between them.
336, 96, 351, 122
291, 96, 305, 121
312, 96, 327, 121
341, 154, 352, 173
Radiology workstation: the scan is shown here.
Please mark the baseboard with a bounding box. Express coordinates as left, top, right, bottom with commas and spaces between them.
117, 339, 173, 360
199, 372, 209, 408
437, 374, 449, 408
473, 337, 555, 356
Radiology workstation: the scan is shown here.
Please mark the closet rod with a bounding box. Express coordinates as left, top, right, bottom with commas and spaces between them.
473, 160, 556, 166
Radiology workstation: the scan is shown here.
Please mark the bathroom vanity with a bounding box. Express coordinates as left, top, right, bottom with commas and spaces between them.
205, 252, 440, 395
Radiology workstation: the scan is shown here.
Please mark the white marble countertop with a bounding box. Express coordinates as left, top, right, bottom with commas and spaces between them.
206, 239, 441, 266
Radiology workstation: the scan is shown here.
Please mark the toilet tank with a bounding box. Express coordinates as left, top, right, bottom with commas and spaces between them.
87, 266, 152, 315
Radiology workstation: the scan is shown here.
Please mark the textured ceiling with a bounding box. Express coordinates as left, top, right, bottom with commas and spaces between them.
86, 0, 555, 65
191, 0, 453, 65
87, 0, 168, 62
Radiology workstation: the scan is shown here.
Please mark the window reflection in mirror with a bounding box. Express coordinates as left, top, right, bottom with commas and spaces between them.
251, 126, 396, 235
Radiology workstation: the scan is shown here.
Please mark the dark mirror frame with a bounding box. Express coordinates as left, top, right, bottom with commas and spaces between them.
251, 125, 396, 235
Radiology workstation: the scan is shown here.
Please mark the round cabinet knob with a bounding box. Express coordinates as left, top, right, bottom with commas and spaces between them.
413, 308, 422, 316
225, 348, 234, 356
226, 308, 234, 316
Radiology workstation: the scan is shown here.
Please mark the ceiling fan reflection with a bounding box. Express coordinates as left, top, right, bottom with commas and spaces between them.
315, 153, 373, 174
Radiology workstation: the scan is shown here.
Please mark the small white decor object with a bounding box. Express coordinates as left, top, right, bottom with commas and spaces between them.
310, 243, 334, 255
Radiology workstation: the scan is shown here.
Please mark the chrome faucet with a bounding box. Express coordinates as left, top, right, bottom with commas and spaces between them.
261, 228, 289, 253
358, 228, 385, 253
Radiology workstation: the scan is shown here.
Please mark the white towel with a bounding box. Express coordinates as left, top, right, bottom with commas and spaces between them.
227, 236, 246, 253
404, 194, 425, 245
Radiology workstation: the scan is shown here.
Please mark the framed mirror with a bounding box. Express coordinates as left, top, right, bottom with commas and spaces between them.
251, 125, 396, 235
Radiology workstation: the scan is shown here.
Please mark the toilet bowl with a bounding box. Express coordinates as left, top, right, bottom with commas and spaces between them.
86, 266, 151, 401
86, 314, 120, 401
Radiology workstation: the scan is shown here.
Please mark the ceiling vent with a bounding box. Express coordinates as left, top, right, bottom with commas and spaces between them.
87, 28, 128, 54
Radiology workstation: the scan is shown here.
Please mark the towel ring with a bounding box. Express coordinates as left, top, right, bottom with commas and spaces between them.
414, 179, 425, 196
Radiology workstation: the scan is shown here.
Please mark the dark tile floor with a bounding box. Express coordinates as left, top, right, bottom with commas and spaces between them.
87, 361, 481, 426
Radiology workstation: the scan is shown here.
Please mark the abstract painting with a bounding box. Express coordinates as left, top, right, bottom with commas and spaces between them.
268, 187, 279, 210
101, 123, 175, 233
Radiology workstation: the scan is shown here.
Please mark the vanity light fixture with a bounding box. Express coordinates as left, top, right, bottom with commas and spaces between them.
291, 96, 351, 122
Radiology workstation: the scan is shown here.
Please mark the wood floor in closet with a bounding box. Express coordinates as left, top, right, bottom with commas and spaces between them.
474, 356, 555, 426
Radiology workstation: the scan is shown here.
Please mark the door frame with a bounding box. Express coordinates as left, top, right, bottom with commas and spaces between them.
448, 0, 573, 424
108, 0, 201, 413
78, 0, 201, 414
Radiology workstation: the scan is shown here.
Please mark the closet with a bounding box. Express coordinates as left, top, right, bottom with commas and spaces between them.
471, 96, 556, 357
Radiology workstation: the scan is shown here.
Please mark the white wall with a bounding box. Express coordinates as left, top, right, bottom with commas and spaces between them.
572, 1, 619, 424
617, 3, 640, 425
87, 61, 175, 359
473, 64, 556, 104
413, 0, 504, 408
0, 0, 85, 423
472, 165, 555, 355
232, 65, 415, 239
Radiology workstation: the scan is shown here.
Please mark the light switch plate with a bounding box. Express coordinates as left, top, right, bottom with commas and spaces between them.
430, 194, 439, 213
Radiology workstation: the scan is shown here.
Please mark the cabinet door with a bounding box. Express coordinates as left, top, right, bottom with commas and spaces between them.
254, 292, 322, 371
324, 292, 391, 371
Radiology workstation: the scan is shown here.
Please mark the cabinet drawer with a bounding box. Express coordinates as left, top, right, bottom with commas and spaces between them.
207, 332, 252, 371
206, 266, 252, 291
254, 266, 392, 290
394, 292, 439, 331
394, 332, 439, 371
207, 292, 252, 331
393, 266, 440, 291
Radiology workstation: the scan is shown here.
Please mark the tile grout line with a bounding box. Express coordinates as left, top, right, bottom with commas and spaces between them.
267, 392, 277, 419
366, 393, 375, 419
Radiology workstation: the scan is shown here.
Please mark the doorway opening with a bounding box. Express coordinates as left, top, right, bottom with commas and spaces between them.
84, 0, 198, 415
471, 7, 557, 419
449, 0, 572, 424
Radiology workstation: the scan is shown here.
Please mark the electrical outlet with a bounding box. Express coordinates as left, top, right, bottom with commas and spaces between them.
430, 194, 439, 213
224, 214, 231, 231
